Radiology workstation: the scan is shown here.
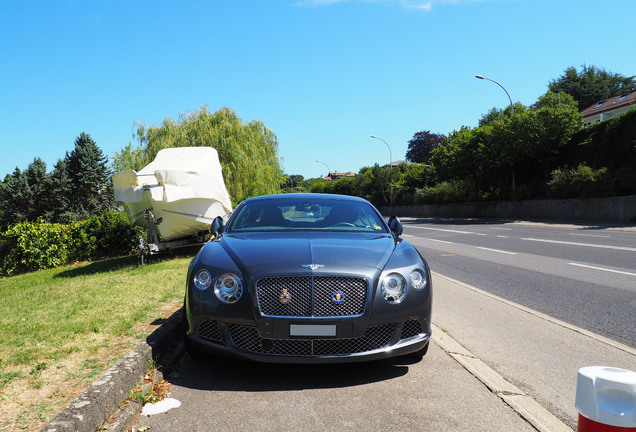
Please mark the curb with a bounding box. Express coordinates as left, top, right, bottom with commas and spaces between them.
431, 324, 574, 432
40, 308, 185, 432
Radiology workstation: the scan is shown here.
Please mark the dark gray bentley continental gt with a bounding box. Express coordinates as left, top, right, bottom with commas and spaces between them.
184, 193, 432, 363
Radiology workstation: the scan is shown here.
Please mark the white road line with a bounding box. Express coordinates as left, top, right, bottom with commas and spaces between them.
410, 226, 475, 235
477, 247, 518, 255
428, 238, 453, 244
569, 233, 610, 238
402, 234, 414, 237
489, 227, 513, 231
497, 235, 509, 238
569, 263, 636, 277
522, 237, 636, 252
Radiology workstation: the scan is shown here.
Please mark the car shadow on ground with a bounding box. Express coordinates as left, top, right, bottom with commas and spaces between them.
166, 352, 420, 392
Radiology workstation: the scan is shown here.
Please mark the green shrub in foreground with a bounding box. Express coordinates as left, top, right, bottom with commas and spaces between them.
0, 211, 141, 276
0, 221, 70, 276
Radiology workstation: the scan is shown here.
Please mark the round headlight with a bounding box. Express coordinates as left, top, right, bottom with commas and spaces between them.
194, 269, 212, 290
410, 269, 427, 290
381, 272, 407, 304
214, 273, 243, 304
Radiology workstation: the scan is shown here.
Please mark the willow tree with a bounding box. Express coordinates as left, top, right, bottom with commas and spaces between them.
113, 107, 282, 205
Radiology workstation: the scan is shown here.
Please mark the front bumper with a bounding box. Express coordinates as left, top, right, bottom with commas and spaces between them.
186, 318, 431, 363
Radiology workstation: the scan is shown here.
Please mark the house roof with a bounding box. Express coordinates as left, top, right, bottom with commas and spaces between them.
580, 89, 636, 118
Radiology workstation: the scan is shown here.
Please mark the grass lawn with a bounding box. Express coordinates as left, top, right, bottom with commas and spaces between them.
0, 250, 196, 431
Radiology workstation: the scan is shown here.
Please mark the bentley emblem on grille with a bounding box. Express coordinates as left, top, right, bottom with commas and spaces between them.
301, 264, 324, 270
280, 288, 292, 304
332, 291, 345, 305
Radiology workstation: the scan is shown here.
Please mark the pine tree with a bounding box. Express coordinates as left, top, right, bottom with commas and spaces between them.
65, 132, 113, 219
0, 168, 30, 229
49, 158, 73, 223
24, 158, 52, 221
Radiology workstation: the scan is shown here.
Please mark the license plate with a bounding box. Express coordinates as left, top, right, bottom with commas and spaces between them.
290, 324, 336, 337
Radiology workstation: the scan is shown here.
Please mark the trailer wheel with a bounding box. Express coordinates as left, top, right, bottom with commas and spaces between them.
138, 237, 149, 266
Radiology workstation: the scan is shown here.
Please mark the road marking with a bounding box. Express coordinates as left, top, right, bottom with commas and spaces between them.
477, 247, 517, 255
489, 227, 513, 231
428, 238, 453, 244
496, 235, 509, 238
522, 237, 636, 252
569, 263, 636, 277
569, 233, 610, 238
402, 234, 414, 237
410, 226, 475, 235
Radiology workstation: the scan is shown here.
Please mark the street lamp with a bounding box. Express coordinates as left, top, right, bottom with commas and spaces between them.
475, 75, 514, 114
370, 135, 393, 206
476, 74, 516, 191
315, 160, 332, 178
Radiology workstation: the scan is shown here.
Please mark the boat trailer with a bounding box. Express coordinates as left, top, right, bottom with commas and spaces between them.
137, 208, 210, 265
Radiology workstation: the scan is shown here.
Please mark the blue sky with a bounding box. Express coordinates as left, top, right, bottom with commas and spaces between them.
1, 0, 634, 181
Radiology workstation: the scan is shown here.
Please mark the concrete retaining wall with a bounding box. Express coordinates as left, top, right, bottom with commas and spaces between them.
380, 195, 636, 224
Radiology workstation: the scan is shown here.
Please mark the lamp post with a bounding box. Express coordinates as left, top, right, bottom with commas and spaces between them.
315, 160, 332, 179
370, 135, 393, 206
475, 74, 516, 192
475, 75, 514, 114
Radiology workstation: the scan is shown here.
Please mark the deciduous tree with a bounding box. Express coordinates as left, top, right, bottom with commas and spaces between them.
406, 131, 443, 164
114, 107, 282, 205
548, 65, 635, 110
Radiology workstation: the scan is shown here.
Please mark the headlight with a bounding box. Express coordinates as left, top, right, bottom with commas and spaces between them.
381, 272, 407, 304
214, 273, 243, 304
194, 269, 212, 290
410, 269, 427, 290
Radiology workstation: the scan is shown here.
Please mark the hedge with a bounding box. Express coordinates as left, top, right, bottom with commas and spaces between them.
0, 211, 141, 276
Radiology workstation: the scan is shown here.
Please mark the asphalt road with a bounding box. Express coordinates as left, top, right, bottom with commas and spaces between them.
401, 218, 636, 348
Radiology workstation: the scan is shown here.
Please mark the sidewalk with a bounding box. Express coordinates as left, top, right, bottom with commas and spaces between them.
432, 272, 636, 430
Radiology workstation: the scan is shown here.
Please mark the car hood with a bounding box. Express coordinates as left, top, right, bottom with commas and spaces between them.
220, 232, 395, 273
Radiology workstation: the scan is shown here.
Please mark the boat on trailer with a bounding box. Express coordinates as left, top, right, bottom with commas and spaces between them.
113, 147, 232, 259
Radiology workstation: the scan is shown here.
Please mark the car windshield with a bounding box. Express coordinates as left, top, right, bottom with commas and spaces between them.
227, 197, 388, 233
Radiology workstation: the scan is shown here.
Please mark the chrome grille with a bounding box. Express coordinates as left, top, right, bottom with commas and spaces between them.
257, 276, 367, 317
228, 323, 395, 356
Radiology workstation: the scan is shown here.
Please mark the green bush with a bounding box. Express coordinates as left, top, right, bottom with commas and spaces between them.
547, 164, 613, 199
420, 180, 477, 204
67, 211, 141, 262
0, 220, 70, 276
0, 212, 141, 276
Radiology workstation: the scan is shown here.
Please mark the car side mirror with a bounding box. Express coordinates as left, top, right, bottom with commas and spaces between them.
210, 216, 224, 238
388, 216, 403, 237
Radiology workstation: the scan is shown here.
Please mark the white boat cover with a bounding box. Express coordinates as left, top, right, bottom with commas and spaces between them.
113, 147, 233, 241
